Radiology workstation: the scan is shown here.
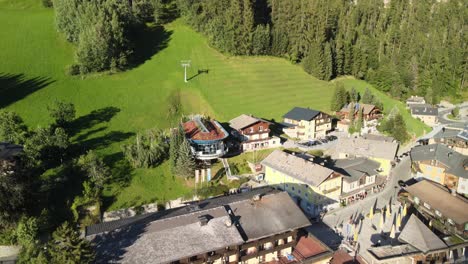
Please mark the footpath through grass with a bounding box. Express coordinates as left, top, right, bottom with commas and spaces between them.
0, 2, 427, 210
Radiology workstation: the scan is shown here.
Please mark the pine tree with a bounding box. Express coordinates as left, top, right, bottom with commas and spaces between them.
47, 222, 95, 264
169, 125, 184, 173
361, 88, 374, 104
241, 0, 254, 55
174, 137, 196, 178
392, 113, 408, 143
350, 87, 359, 102
323, 42, 334, 81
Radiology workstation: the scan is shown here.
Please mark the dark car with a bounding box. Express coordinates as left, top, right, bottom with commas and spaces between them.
398, 180, 406, 187
326, 135, 338, 141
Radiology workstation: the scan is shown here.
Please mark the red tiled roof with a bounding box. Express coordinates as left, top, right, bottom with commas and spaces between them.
330, 249, 365, 264
183, 120, 227, 141
293, 236, 329, 260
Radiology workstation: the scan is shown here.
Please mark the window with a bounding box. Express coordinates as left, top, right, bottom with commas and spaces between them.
423, 202, 431, 210
435, 210, 442, 217
298, 190, 301, 194
447, 218, 455, 225
292, 187, 295, 191
285, 184, 289, 188
259, 126, 263, 131
250, 127, 254, 133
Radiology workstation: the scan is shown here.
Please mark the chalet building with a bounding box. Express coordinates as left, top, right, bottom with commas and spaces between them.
337, 103, 381, 121
330, 158, 386, 206
405, 95, 426, 108
402, 180, 468, 238
229, 114, 280, 152
281, 107, 332, 140
182, 115, 229, 160
335, 137, 399, 175
261, 150, 343, 216
410, 144, 468, 195
0, 142, 23, 176
410, 105, 438, 126
368, 213, 468, 264
427, 125, 468, 155
85, 188, 334, 264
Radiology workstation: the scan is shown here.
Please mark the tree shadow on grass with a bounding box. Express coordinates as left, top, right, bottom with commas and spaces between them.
131, 25, 172, 67
0, 73, 55, 108
69, 107, 121, 137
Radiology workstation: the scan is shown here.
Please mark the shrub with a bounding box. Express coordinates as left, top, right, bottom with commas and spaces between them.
42, 0, 53, 8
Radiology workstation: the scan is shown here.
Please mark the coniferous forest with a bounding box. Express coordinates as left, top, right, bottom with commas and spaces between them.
177, 0, 466, 103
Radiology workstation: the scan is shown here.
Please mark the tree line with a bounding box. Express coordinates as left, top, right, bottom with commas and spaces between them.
53, 0, 175, 74
177, 0, 466, 103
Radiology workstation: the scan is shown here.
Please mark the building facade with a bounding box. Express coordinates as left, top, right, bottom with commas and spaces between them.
410, 144, 468, 195
403, 180, 468, 238
262, 150, 343, 216
86, 188, 333, 264
406, 95, 426, 108
183, 116, 229, 160
335, 137, 399, 175
229, 114, 281, 152
282, 107, 332, 140
410, 105, 438, 126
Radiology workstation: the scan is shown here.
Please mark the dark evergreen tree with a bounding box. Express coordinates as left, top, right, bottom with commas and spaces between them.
47, 222, 95, 264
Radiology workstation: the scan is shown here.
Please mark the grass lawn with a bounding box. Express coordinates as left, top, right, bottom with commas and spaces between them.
0, 1, 427, 210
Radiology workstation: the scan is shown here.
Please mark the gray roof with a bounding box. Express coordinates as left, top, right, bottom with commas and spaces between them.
229, 191, 311, 242
406, 96, 426, 103
411, 106, 438, 116
336, 137, 399, 160
398, 214, 447, 254
340, 103, 377, 115
433, 128, 463, 139
91, 207, 244, 264
331, 158, 381, 183
283, 107, 321, 121
261, 150, 336, 187
0, 142, 23, 160
229, 114, 269, 130
410, 144, 467, 179
86, 188, 311, 263
368, 244, 420, 260
404, 180, 468, 225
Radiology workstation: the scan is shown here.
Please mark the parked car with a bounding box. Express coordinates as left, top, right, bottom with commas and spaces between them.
326, 135, 337, 141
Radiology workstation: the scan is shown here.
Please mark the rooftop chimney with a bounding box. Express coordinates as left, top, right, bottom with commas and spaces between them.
198, 215, 210, 226
252, 194, 261, 201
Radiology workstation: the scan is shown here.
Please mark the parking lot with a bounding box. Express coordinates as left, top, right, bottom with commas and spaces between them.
283, 132, 345, 152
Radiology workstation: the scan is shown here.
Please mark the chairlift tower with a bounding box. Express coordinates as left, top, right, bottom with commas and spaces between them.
181, 60, 191, 83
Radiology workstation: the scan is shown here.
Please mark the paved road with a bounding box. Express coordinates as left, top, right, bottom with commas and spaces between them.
438, 102, 468, 125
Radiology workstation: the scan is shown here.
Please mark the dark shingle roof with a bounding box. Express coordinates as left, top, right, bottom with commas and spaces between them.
398, 214, 447, 254
283, 107, 321, 121
410, 144, 467, 179
330, 158, 380, 183
0, 142, 23, 160
411, 106, 438, 116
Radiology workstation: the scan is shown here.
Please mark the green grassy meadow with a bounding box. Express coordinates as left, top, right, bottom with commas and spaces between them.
0, 1, 427, 210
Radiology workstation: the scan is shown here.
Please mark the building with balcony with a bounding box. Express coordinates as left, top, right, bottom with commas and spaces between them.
410, 105, 438, 126
281, 107, 332, 140
403, 180, 468, 238
182, 116, 229, 160
85, 187, 333, 264
410, 144, 468, 195
261, 150, 343, 216
329, 158, 386, 205
229, 114, 281, 152
426, 124, 468, 155
405, 95, 426, 108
